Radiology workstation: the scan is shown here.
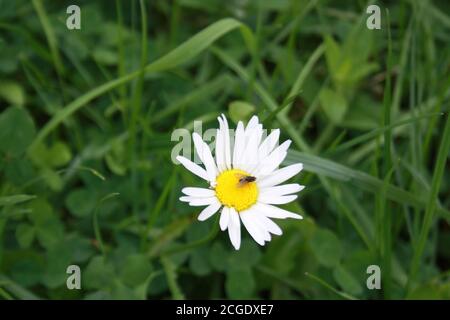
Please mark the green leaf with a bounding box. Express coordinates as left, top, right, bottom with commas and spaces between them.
41, 167, 63, 191
324, 35, 341, 77
0, 107, 36, 156
105, 141, 127, 176
28, 198, 54, 225
93, 48, 118, 65
227, 239, 262, 270
186, 221, 210, 242
209, 242, 228, 272
333, 265, 363, 296
189, 247, 211, 276
35, 218, 64, 250
84, 290, 111, 300
47, 142, 72, 167
83, 256, 115, 290
9, 256, 44, 287
42, 242, 73, 288
225, 267, 255, 299
4, 158, 35, 185
228, 100, 255, 124
29, 141, 72, 168
0, 81, 25, 105
67, 234, 95, 263
15, 223, 35, 248
0, 194, 36, 207
120, 254, 153, 287
319, 88, 348, 124
407, 283, 443, 300
110, 280, 141, 300
28, 199, 64, 249
310, 229, 342, 267
65, 188, 97, 217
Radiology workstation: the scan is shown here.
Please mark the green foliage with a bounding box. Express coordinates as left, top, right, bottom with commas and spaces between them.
311, 229, 342, 268
319, 88, 347, 124
0, 0, 449, 300
0, 81, 25, 106
0, 107, 36, 156
228, 100, 255, 124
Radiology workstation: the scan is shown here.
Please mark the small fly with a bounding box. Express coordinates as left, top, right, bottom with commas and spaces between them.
236, 174, 256, 187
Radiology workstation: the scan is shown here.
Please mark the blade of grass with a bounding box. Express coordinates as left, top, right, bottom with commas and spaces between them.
157, 215, 220, 257
31, 0, 64, 74
407, 111, 450, 293
304, 272, 358, 300
348, 91, 450, 164
256, 265, 306, 297
0, 287, 14, 300
116, 0, 127, 119
147, 216, 193, 257
328, 112, 442, 155
280, 44, 325, 117
129, 0, 149, 232
423, 74, 450, 162
212, 47, 311, 151
263, 43, 324, 135
161, 255, 185, 300
150, 74, 232, 124
379, 9, 393, 298
28, 18, 254, 152
0, 22, 51, 62
93, 193, 120, 257
330, 183, 375, 252
0, 275, 40, 300
143, 168, 178, 250
0, 195, 36, 207
284, 150, 450, 219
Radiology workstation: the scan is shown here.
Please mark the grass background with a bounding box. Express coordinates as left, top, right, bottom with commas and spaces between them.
0, 0, 449, 300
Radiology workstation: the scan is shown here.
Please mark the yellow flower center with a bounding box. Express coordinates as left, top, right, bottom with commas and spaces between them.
215, 169, 259, 212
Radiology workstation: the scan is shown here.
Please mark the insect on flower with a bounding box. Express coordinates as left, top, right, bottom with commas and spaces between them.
176, 114, 304, 250
236, 173, 256, 187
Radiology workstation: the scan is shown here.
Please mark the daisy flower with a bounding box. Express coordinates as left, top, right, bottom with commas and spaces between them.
176, 114, 304, 250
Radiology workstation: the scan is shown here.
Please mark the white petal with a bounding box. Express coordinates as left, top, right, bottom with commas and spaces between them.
227, 208, 241, 250
182, 187, 215, 197
198, 201, 221, 221
215, 118, 226, 172
260, 184, 305, 197
258, 194, 298, 205
221, 114, 232, 169
254, 203, 303, 220
257, 163, 303, 188
252, 211, 272, 241
258, 129, 280, 160
192, 133, 206, 163
219, 206, 230, 231
268, 139, 291, 160
245, 115, 259, 132
179, 196, 191, 202
176, 156, 209, 181
257, 214, 282, 235
255, 140, 291, 175
185, 197, 218, 206
192, 132, 218, 181
240, 209, 266, 246
242, 125, 262, 172
232, 121, 245, 168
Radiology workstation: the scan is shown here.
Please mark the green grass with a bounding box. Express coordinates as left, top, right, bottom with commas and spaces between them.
0, 0, 449, 300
